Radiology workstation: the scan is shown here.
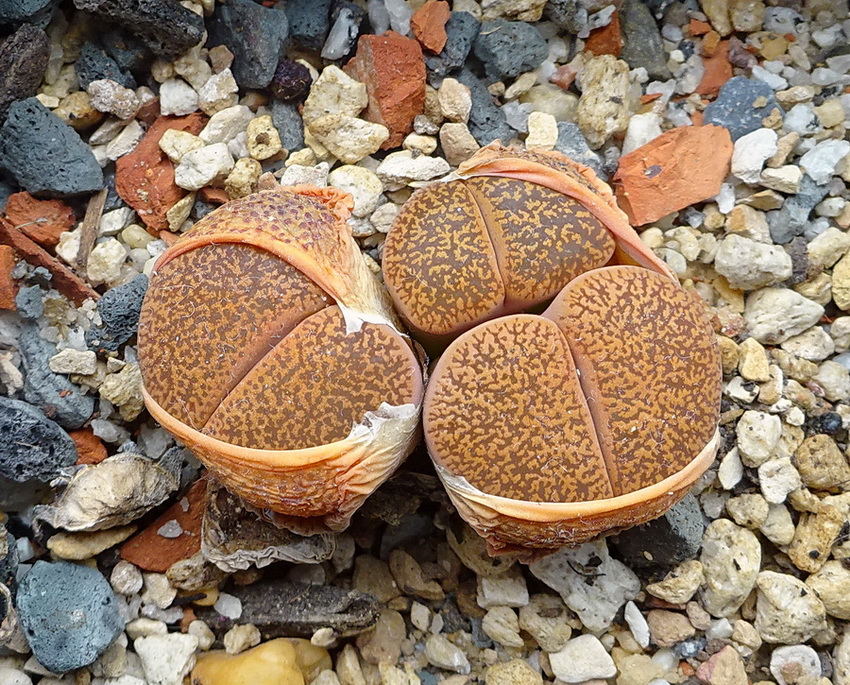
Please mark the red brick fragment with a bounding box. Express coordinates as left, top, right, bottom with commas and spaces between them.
689, 18, 712, 35
70, 428, 108, 464
695, 645, 747, 685
198, 187, 229, 205
550, 64, 578, 91
0, 246, 17, 310
4, 193, 76, 248
0, 216, 99, 305
115, 113, 207, 233
584, 10, 622, 57
697, 40, 732, 97
119, 479, 207, 572
348, 32, 426, 149
411, 0, 450, 54
136, 97, 161, 127
613, 125, 733, 226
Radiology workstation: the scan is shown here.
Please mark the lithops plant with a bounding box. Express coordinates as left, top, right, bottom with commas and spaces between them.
382, 144, 674, 347
385, 145, 721, 559
138, 186, 424, 533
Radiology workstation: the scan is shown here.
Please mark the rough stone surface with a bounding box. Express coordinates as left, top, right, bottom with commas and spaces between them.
699, 519, 761, 617
755, 570, 827, 643
0, 397, 77, 483
457, 69, 512, 145
347, 32, 426, 149
16, 560, 124, 673
207, 0, 290, 90
0, 23, 50, 124
614, 494, 706, 567
19, 323, 96, 429
72, 0, 205, 60
614, 124, 733, 225
704, 76, 784, 140
473, 19, 547, 81
530, 540, 640, 632
425, 11, 480, 77
744, 288, 824, 344
0, 98, 104, 198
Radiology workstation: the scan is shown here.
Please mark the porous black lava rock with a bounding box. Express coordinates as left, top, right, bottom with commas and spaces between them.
0, 0, 56, 26
457, 69, 512, 145
16, 561, 124, 673
768, 173, 829, 244
703, 76, 784, 141
72, 0, 205, 60
271, 99, 306, 152
0, 397, 77, 483
215, 580, 379, 638
425, 11, 480, 78
620, 0, 670, 80
19, 323, 95, 430
102, 29, 152, 73
0, 98, 104, 198
0, 23, 50, 124
207, 0, 289, 90
270, 59, 313, 102
285, 0, 332, 52
75, 41, 136, 90
613, 494, 706, 566
473, 19, 548, 81
86, 274, 148, 352
15, 285, 43, 320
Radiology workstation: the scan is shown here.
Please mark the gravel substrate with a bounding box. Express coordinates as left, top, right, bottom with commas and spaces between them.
1, 0, 850, 684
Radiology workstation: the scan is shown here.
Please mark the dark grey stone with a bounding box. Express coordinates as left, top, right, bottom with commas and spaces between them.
473, 19, 548, 81
215, 580, 379, 638
85, 274, 148, 352
544, 0, 588, 35
613, 493, 706, 566
456, 69, 512, 145
0, 24, 50, 124
271, 100, 305, 152
15, 285, 43, 320
0, 0, 56, 26
0, 180, 11, 212
0, 397, 77, 483
285, 0, 333, 52
75, 41, 136, 90
207, 0, 289, 90
555, 122, 604, 177
768, 174, 829, 244
380, 512, 435, 558
620, 0, 670, 80
425, 11, 480, 78
0, 98, 104, 198
703, 76, 784, 141
72, 0, 205, 61
16, 561, 123, 673
19, 323, 95, 430
102, 29, 152, 73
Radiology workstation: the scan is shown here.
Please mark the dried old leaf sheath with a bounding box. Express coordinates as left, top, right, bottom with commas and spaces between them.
138, 187, 424, 533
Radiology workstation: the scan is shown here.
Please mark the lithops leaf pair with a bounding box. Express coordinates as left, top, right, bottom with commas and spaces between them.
384, 145, 721, 559
138, 186, 424, 533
